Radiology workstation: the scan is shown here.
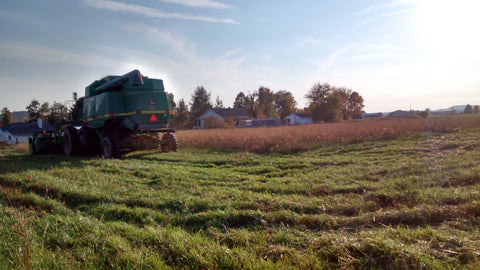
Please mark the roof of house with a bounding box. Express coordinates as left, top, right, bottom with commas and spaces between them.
286, 112, 312, 118
198, 108, 250, 120
213, 108, 249, 119
0, 121, 55, 136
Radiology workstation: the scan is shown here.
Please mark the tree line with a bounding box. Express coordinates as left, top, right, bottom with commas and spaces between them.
168, 82, 365, 129
1, 82, 365, 128
0, 100, 68, 126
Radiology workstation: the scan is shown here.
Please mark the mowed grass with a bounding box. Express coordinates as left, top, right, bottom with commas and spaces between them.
1, 117, 480, 269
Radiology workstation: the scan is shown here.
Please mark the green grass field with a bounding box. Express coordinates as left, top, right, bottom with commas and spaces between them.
1, 126, 480, 269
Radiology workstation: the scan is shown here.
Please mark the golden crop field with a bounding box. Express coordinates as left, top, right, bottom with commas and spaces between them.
176, 115, 480, 153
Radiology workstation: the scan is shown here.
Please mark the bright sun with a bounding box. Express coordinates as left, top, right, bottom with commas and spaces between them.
414, 0, 480, 59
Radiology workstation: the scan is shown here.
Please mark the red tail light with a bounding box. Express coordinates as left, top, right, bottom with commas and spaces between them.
149, 114, 158, 122
166, 109, 171, 114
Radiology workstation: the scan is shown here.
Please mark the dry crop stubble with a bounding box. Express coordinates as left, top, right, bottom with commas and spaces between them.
176, 115, 480, 153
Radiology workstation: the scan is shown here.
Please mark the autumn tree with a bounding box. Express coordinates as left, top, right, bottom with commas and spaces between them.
256, 86, 277, 118
1, 107, 12, 125
343, 89, 364, 119
474, 105, 480, 114
306, 82, 364, 122
274, 90, 296, 118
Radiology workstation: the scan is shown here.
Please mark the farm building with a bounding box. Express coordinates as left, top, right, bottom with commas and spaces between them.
0, 122, 55, 145
196, 108, 251, 129
283, 112, 313, 125
388, 110, 415, 118
251, 118, 282, 127
362, 112, 384, 119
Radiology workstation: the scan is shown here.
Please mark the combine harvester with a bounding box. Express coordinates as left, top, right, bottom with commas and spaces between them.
29, 70, 177, 158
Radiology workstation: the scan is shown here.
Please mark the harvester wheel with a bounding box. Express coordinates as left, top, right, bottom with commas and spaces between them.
102, 136, 119, 158
161, 133, 177, 152
79, 127, 100, 156
63, 126, 80, 156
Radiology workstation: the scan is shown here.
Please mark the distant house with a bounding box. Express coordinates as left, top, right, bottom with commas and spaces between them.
362, 112, 384, 119
196, 108, 251, 129
283, 113, 312, 125
251, 118, 282, 127
0, 122, 55, 145
388, 110, 414, 118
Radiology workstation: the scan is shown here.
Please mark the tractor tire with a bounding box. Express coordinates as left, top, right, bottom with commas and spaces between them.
79, 127, 100, 156
102, 135, 119, 159
161, 133, 177, 152
29, 139, 37, 155
63, 126, 80, 156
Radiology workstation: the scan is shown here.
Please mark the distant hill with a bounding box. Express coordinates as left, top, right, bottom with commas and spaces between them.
432, 105, 479, 114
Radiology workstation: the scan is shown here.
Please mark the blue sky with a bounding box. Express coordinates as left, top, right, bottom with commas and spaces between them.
1, 0, 479, 113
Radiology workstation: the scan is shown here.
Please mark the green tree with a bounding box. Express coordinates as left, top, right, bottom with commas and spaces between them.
257, 86, 277, 118
172, 98, 189, 130
47, 102, 68, 124
244, 92, 257, 117
233, 92, 247, 108
39, 102, 50, 119
167, 93, 176, 109
323, 92, 344, 122
306, 82, 364, 122
464, 104, 473, 114
345, 91, 364, 119
274, 90, 296, 119
245, 87, 278, 118
26, 99, 41, 120
306, 82, 332, 105
1, 107, 13, 125
189, 86, 212, 127
214, 95, 224, 109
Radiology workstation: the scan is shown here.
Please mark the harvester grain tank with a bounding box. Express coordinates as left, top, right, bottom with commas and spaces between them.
29, 70, 177, 158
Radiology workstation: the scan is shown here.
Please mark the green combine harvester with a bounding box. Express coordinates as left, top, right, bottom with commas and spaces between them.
29, 70, 177, 158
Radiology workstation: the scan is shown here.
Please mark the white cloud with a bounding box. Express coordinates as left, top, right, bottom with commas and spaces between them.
154, 0, 232, 9
0, 43, 123, 68
82, 0, 238, 24
359, 8, 415, 24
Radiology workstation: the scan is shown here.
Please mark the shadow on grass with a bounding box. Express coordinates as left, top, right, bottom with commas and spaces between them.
0, 150, 95, 175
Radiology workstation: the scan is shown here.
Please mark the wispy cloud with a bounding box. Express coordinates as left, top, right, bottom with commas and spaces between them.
297, 37, 325, 48
0, 43, 123, 68
355, 0, 416, 24
82, 0, 238, 24
359, 8, 415, 24
153, 0, 232, 9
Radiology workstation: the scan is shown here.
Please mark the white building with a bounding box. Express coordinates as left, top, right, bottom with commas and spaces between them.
283, 113, 313, 125
0, 122, 55, 144
196, 108, 250, 129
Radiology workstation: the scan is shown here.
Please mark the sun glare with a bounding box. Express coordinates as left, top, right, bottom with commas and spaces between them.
414, 0, 480, 59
